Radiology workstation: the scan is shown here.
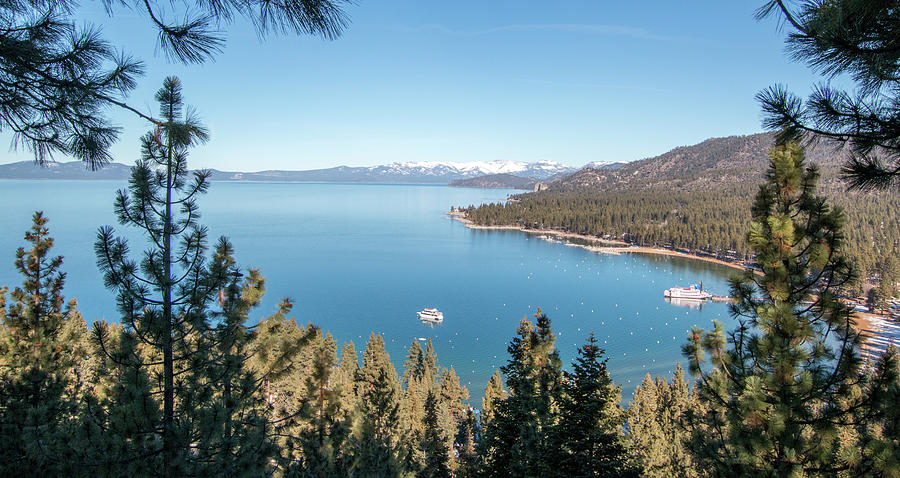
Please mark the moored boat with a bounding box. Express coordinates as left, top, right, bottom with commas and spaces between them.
417, 308, 443, 323
663, 283, 711, 300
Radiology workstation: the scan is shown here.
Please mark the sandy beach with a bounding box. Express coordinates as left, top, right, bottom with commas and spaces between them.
449, 210, 892, 348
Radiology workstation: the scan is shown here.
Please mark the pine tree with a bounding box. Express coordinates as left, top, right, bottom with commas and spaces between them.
400, 373, 429, 472
626, 364, 699, 478
439, 367, 470, 474
351, 333, 408, 476
403, 340, 426, 387
424, 338, 439, 384
194, 245, 279, 476
756, 0, 900, 190
479, 310, 563, 477
0, 213, 93, 475
335, 340, 360, 420
84, 320, 162, 475
439, 367, 469, 425
682, 142, 900, 475
399, 340, 430, 471
419, 389, 452, 478
455, 408, 479, 478
875, 257, 899, 313
91, 77, 278, 476
481, 369, 507, 427
290, 330, 351, 476
553, 333, 639, 477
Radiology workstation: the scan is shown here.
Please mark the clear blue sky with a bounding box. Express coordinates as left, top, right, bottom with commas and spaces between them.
1, 1, 825, 171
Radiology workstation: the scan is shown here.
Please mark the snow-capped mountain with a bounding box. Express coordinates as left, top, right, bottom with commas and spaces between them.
0, 159, 583, 184
366, 160, 577, 181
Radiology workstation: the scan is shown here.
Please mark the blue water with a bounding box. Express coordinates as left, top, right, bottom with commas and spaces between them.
0, 179, 739, 402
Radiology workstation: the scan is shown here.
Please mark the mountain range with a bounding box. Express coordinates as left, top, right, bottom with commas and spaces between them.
5, 133, 849, 190
0, 159, 625, 184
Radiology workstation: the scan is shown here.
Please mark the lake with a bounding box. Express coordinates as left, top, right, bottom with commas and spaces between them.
0, 179, 739, 402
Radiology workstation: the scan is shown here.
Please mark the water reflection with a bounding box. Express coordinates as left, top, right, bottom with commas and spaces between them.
665, 297, 705, 309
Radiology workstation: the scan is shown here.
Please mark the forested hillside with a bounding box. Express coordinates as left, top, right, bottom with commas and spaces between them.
463, 133, 900, 293
449, 173, 537, 189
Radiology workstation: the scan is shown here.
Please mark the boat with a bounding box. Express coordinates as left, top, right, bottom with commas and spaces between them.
417, 308, 444, 323
664, 283, 711, 300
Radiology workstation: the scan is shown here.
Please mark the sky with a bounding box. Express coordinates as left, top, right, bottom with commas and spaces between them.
1, 1, 829, 171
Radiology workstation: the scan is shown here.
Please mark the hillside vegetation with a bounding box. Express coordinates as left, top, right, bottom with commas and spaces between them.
449, 173, 538, 189
462, 134, 900, 292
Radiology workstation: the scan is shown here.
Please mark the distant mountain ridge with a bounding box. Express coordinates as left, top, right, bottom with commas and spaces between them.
0, 159, 584, 184
544, 132, 851, 192
444, 161, 627, 189
0, 160, 134, 180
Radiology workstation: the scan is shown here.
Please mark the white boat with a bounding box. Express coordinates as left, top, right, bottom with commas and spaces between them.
664, 283, 711, 300
417, 308, 444, 323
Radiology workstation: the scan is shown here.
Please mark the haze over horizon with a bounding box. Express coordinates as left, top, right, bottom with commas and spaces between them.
0, 1, 833, 171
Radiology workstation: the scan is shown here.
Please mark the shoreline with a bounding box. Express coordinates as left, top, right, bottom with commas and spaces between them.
448, 210, 890, 347
448, 210, 748, 272
855, 312, 900, 357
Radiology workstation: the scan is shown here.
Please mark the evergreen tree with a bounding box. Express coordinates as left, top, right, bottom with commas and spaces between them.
403, 340, 426, 387
875, 257, 899, 313
455, 408, 479, 478
424, 338, 439, 384
399, 340, 430, 471
553, 333, 639, 477
351, 333, 408, 476
0, 213, 93, 475
335, 340, 360, 420
399, 373, 429, 472
481, 369, 507, 427
250, 299, 305, 416
869, 287, 886, 315
93, 76, 210, 475
439, 367, 469, 424
439, 367, 469, 474
757, 0, 900, 190
682, 142, 900, 475
419, 389, 452, 478
291, 330, 351, 476
91, 77, 276, 476
84, 320, 162, 476
479, 310, 563, 477
398, 339, 470, 476
193, 243, 279, 476
626, 364, 699, 478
